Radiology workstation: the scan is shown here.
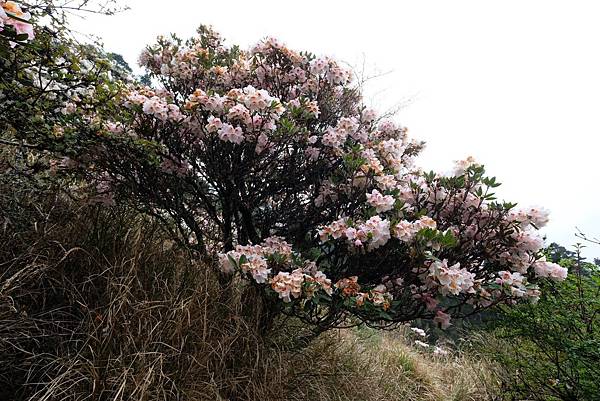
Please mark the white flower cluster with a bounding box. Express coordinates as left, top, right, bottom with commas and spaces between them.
309, 57, 352, 85
218, 237, 332, 302
509, 206, 550, 229
125, 91, 183, 122
428, 259, 476, 296
533, 257, 568, 281
271, 269, 333, 302
334, 278, 394, 310
366, 189, 395, 213
392, 216, 437, 242
318, 215, 391, 251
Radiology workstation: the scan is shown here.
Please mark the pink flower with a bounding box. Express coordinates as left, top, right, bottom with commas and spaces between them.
414, 216, 437, 231
205, 116, 223, 133
326, 64, 351, 84
305, 100, 320, 118
322, 126, 347, 148
240, 256, 271, 284
61, 102, 77, 115
428, 260, 475, 295
218, 123, 244, 144
2, 2, 34, 40
204, 95, 225, 113
366, 189, 395, 213
0, 6, 7, 25
312, 271, 333, 295
533, 258, 568, 281
375, 175, 397, 190
305, 146, 320, 161
525, 206, 550, 228
318, 218, 348, 242
393, 220, 416, 242
262, 236, 293, 258
241, 85, 280, 112
378, 120, 397, 134
337, 117, 359, 133
361, 216, 391, 250
452, 156, 478, 176
310, 58, 329, 75
434, 310, 452, 329
142, 96, 169, 120
271, 269, 305, 302
255, 132, 269, 154
227, 103, 252, 125
361, 109, 377, 123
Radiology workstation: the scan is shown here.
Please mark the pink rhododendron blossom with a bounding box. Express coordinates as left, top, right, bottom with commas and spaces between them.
361, 108, 377, 123
434, 311, 452, 329
1, 1, 34, 40
61, 102, 77, 115
452, 156, 478, 176
241, 255, 271, 284
366, 189, 395, 213
533, 258, 568, 281
335, 276, 361, 297
375, 174, 397, 190
392, 216, 437, 243
525, 206, 550, 228
428, 259, 476, 296
218, 123, 244, 144
271, 269, 304, 302
218, 237, 332, 302
393, 220, 417, 242
204, 116, 222, 133
227, 103, 252, 125
361, 216, 391, 250
0, 5, 7, 26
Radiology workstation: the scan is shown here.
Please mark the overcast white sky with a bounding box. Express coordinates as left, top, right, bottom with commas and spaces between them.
73, 0, 600, 259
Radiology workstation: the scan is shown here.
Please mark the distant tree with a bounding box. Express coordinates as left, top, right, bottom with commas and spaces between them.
546, 242, 576, 263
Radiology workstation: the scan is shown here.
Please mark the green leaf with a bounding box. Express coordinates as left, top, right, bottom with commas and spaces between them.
227, 254, 239, 269
5, 11, 31, 24
15, 33, 30, 42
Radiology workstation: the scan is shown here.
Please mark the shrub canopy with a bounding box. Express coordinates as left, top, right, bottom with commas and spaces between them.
2, 18, 567, 330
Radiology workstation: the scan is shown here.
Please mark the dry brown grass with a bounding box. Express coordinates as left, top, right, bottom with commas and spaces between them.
273, 327, 502, 401
0, 184, 501, 401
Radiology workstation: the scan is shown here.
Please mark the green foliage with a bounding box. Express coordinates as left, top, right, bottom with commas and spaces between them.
483, 253, 600, 401
0, 1, 131, 203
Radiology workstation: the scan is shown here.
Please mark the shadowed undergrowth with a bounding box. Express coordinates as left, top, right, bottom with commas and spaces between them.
0, 183, 500, 401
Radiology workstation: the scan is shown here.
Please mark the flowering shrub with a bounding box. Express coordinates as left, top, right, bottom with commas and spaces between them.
22, 26, 567, 331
